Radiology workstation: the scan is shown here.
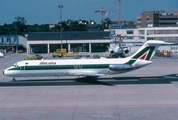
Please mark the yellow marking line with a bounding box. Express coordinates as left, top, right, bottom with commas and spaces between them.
99, 79, 139, 82
139, 77, 158, 80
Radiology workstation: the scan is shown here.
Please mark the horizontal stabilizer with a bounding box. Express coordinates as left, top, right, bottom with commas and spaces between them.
146, 40, 173, 45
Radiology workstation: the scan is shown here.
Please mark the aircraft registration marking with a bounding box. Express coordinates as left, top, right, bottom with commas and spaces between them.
74, 64, 82, 69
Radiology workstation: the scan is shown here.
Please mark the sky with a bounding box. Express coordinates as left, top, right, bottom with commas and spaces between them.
0, 0, 177, 25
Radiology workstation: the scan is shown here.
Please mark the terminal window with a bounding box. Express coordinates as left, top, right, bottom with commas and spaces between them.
127, 30, 133, 34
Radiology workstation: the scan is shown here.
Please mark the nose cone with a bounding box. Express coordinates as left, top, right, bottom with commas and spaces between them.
3, 69, 8, 76
3, 70, 6, 75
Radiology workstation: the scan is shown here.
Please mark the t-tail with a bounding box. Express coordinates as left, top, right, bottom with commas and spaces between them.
125, 40, 172, 68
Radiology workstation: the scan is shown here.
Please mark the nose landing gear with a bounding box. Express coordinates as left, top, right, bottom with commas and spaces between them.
12, 78, 16, 82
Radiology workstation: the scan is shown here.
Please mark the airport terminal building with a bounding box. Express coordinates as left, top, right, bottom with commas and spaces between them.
112, 27, 178, 42
27, 27, 178, 53
1, 26, 178, 54
27, 31, 110, 53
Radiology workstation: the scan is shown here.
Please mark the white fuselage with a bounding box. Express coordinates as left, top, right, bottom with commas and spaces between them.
3, 58, 152, 79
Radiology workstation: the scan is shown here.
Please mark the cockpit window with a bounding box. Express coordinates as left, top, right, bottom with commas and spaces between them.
13, 63, 19, 67
13, 63, 17, 66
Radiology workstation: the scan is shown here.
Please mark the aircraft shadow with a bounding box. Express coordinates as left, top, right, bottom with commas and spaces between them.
0, 74, 177, 87
109, 74, 178, 84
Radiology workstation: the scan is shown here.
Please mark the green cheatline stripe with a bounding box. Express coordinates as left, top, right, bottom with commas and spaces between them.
145, 46, 155, 60
125, 59, 136, 65
8, 64, 110, 71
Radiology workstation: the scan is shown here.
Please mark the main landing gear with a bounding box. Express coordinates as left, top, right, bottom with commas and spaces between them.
85, 76, 98, 81
78, 76, 93, 81
85, 76, 92, 81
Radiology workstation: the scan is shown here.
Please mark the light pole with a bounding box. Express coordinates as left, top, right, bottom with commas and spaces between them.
58, 5, 63, 49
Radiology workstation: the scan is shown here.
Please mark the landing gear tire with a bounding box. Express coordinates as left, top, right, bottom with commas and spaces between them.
85, 76, 97, 81
12, 79, 16, 82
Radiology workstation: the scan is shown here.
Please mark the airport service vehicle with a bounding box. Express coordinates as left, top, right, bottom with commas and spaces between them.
0, 52, 4, 58
155, 50, 171, 57
52, 49, 67, 57
3, 40, 171, 81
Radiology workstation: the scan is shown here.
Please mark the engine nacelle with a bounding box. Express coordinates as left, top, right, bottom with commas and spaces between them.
123, 48, 129, 54
109, 64, 133, 71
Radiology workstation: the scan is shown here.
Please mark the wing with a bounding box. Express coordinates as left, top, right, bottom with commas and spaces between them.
69, 71, 105, 77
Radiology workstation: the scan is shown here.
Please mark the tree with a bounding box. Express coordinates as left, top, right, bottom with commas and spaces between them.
13, 16, 27, 34
0, 23, 15, 34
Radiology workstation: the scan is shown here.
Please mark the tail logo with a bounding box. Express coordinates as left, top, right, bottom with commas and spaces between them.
132, 46, 155, 61
126, 46, 155, 65
140, 53, 147, 60
125, 40, 171, 65
139, 49, 150, 60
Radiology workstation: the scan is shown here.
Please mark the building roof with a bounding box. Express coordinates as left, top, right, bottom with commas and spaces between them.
28, 31, 110, 41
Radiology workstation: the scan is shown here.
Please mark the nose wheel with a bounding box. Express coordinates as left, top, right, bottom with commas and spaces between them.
12, 78, 16, 82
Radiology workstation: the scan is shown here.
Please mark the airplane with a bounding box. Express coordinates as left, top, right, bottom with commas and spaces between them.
3, 40, 171, 82
108, 35, 131, 58
108, 39, 129, 58
0, 52, 4, 58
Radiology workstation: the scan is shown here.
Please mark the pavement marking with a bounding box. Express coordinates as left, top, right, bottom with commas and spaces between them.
151, 114, 163, 117
2, 103, 178, 109
46, 116, 58, 120
99, 79, 139, 82
139, 77, 158, 80
11, 80, 76, 83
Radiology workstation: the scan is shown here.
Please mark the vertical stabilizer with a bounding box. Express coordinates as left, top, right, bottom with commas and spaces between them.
126, 40, 172, 65
130, 40, 171, 61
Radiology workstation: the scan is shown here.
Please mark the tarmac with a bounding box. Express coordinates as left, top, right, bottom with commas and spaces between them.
0, 53, 178, 120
